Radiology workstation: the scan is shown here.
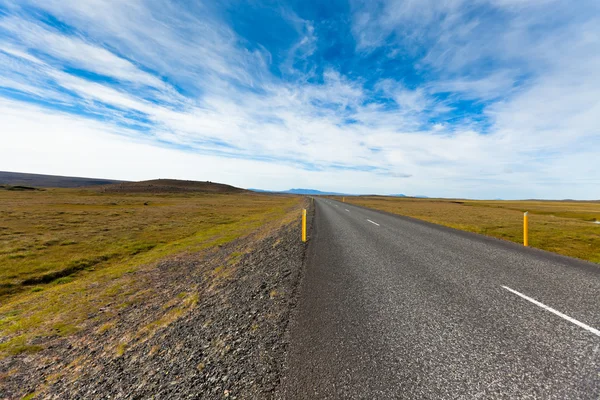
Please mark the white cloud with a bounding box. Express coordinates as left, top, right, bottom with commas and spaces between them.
14, 0, 269, 90
0, 0, 598, 199
0, 16, 166, 89
429, 71, 518, 100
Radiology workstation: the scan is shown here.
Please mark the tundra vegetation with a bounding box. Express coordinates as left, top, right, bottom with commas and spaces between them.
0, 188, 301, 357
341, 196, 600, 264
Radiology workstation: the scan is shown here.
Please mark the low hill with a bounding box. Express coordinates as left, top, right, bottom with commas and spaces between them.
0, 171, 124, 188
99, 179, 246, 194
0, 172, 245, 194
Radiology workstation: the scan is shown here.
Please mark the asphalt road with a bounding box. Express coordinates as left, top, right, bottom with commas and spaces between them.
281, 198, 600, 399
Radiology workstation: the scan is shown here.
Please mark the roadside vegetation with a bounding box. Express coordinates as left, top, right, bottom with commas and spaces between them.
341, 196, 600, 264
0, 188, 301, 357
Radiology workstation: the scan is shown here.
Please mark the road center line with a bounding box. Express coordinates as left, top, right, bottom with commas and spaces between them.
502, 286, 600, 337
345, 209, 350, 212
367, 219, 380, 226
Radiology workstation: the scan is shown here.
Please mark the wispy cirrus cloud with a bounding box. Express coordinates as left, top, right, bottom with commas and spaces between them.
0, 0, 599, 199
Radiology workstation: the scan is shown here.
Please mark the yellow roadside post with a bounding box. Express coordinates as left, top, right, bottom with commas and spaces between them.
523, 211, 529, 246
343, 197, 345, 203
302, 209, 307, 242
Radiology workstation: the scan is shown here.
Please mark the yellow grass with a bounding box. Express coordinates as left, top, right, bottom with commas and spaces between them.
340, 196, 600, 264
0, 188, 301, 357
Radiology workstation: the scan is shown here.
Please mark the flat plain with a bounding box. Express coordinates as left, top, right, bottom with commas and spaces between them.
340, 196, 600, 264
0, 187, 301, 357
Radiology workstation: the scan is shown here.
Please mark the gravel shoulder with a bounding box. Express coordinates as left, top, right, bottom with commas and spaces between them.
1, 200, 312, 399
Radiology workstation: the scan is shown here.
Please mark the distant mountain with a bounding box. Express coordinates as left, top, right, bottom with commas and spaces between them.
249, 188, 348, 196
247, 188, 271, 193
249, 189, 420, 197
284, 188, 347, 195
0, 171, 124, 188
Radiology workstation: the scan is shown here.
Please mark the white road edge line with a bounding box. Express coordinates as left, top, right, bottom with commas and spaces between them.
502, 286, 600, 337
367, 219, 380, 226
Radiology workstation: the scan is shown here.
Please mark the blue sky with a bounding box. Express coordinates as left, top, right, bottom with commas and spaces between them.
0, 0, 599, 199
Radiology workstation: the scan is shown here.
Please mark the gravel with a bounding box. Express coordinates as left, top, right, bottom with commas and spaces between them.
1, 208, 311, 399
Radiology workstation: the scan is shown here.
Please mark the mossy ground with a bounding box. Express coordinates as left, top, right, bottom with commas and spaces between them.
0, 189, 301, 357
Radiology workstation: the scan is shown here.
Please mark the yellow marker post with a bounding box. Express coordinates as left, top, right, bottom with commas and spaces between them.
523, 211, 529, 247
302, 209, 307, 242
343, 197, 345, 203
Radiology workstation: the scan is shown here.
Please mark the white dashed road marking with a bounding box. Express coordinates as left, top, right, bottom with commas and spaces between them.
502, 286, 600, 337
367, 219, 380, 226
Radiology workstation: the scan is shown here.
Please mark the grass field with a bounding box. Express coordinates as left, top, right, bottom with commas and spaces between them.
0, 188, 301, 357
339, 196, 600, 264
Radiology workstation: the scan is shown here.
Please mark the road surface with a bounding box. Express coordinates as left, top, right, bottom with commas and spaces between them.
281, 198, 600, 399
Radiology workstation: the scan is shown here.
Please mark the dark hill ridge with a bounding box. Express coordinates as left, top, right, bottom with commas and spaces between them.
0, 172, 246, 194
99, 179, 246, 194
0, 171, 124, 188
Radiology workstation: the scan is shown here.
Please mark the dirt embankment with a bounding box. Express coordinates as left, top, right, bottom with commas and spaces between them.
0, 202, 312, 399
